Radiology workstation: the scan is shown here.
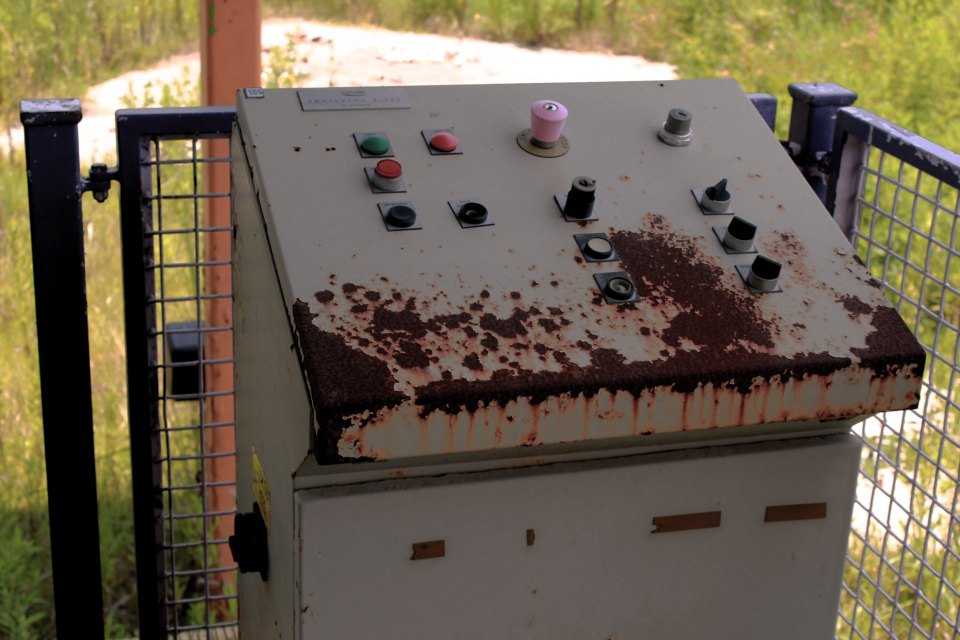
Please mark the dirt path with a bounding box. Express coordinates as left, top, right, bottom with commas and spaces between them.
7, 19, 674, 162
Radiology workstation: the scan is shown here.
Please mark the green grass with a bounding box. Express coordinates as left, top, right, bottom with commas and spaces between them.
0, 149, 140, 637
267, 0, 960, 150
0, 0, 198, 138
2, 0, 960, 637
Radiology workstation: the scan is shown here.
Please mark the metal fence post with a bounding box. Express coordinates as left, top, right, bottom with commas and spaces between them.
825, 108, 870, 239
115, 113, 166, 640
746, 93, 777, 132
19, 99, 105, 639
786, 82, 857, 203
114, 107, 237, 637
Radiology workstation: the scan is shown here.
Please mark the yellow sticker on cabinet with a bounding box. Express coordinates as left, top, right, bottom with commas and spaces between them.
252, 447, 271, 535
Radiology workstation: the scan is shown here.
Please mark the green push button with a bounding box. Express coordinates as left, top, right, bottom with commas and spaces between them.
360, 134, 390, 155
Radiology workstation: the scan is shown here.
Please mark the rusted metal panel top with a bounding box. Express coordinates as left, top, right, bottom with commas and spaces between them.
235, 80, 924, 463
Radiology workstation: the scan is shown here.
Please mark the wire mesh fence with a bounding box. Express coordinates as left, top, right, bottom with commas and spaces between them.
833, 110, 960, 639
100, 102, 958, 637
142, 134, 238, 637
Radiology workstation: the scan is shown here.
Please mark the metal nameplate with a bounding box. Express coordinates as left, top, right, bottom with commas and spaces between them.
298, 88, 411, 111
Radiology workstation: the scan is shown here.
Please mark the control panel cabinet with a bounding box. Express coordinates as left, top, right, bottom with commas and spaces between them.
231, 80, 923, 639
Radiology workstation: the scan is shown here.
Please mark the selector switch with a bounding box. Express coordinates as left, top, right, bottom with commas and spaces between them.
517, 100, 570, 158
700, 178, 732, 213
354, 132, 393, 157
737, 255, 783, 293
556, 177, 599, 222
658, 107, 693, 146
713, 216, 758, 254
366, 159, 406, 193
692, 178, 736, 215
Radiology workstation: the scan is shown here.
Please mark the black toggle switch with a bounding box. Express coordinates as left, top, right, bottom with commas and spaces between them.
706, 178, 729, 202
721, 216, 757, 253
562, 176, 597, 220
750, 255, 782, 285
700, 178, 732, 213
736, 254, 783, 293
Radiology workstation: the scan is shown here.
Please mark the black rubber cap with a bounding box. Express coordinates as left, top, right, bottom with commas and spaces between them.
564, 176, 597, 219
386, 205, 417, 228
229, 502, 269, 581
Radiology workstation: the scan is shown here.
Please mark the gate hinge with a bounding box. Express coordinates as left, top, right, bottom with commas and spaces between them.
81, 162, 119, 203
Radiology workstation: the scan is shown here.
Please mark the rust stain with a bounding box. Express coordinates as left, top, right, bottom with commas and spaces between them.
395, 340, 430, 368
526, 529, 536, 546
410, 540, 445, 560
766, 230, 809, 286
852, 306, 925, 382
652, 511, 722, 533
839, 294, 872, 319
765, 503, 827, 523
291, 210, 923, 462
466, 411, 477, 449
610, 215, 775, 350
413, 344, 852, 417
463, 353, 483, 371
292, 300, 405, 462
445, 414, 456, 452
524, 405, 540, 445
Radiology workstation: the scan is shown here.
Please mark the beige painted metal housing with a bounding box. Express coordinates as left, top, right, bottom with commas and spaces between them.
231, 80, 924, 638
235, 80, 922, 466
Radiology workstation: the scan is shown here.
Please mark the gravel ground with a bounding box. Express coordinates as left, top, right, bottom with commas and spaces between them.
8, 19, 674, 162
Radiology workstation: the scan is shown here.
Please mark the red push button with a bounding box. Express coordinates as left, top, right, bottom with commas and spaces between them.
374, 159, 402, 180
429, 131, 458, 153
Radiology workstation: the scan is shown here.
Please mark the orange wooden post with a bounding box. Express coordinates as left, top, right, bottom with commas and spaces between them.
200, 0, 261, 597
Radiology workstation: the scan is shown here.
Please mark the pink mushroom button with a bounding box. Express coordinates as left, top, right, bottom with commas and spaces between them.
530, 100, 568, 145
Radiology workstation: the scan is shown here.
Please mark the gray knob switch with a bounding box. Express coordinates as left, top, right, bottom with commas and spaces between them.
658, 107, 693, 146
